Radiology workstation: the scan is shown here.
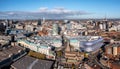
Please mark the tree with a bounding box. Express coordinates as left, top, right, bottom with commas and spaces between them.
28, 50, 46, 59
56, 50, 63, 57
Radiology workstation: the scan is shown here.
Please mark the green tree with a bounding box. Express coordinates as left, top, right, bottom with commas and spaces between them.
28, 50, 46, 59
56, 50, 63, 57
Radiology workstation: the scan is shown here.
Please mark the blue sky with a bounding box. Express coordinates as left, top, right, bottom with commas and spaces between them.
0, 0, 120, 19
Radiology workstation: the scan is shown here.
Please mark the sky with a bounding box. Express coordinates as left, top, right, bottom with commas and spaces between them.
0, 0, 120, 19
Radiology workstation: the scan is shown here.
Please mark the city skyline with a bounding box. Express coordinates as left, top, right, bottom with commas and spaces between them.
0, 0, 120, 19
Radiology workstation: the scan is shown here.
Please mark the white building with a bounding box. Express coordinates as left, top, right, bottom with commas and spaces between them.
25, 25, 34, 32
99, 23, 104, 30
15, 24, 23, 29
109, 25, 117, 31
117, 25, 120, 31
17, 39, 55, 59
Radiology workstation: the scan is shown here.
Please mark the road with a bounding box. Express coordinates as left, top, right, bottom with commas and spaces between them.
89, 54, 108, 69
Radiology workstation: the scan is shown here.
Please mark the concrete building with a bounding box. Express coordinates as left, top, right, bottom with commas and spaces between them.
25, 25, 34, 32
109, 26, 118, 31
102, 20, 109, 32
105, 43, 120, 59
15, 24, 23, 29
52, 23, 59, 35
17, 39, 55, 59
0, 35, 11, 46
99, 23, 104, 30
34, 36, 62, 48
117, 25, 120, 31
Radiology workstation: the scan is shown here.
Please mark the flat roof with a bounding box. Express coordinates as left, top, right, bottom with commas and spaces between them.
18, 40, 49, 49
0, 46, 23, 61
11, 56, 54, 69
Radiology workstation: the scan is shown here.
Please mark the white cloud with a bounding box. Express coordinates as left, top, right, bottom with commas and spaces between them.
38, 7, 89, 15
39, 7, 48, 12
0, 7, 92, 19
7, 12, 14, 15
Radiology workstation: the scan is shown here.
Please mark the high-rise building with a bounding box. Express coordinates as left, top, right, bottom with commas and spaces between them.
103, 14, 109, 32
0, 22, 6, 33
99, 23, 104, 30
103, 20, 109, 32
52, 23, 59, 35
42, 17, 45, 24
37, 20, 41, 25
11, 35, 15, 42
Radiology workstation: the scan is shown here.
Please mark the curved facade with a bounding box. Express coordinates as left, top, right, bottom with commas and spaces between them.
82, 37, 103, 52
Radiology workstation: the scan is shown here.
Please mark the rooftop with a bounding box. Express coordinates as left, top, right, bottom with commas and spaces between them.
11, 56, 54, 69
106, 43, 120, 47
18, 39, 50, 49
0, 46, 23, 61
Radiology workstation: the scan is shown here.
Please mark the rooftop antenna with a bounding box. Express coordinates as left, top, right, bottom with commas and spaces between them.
104, 13, 107, 21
